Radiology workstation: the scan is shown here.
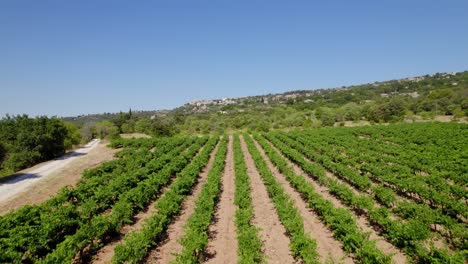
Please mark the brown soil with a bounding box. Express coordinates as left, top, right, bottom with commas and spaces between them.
409, 115, 468, 123
341, 121, 371, 127
145, 140, 221, 263
91, 198, 160, 264
251, 136, 353, 264
326, 148, 457, 249
265, 139, 407, 263
91, 140, 220, 264
323, 170, 399, 222
0, 141, 118, 215
205, 136, 238, 264
120, 133, 151, 139
239, 136, 296, 264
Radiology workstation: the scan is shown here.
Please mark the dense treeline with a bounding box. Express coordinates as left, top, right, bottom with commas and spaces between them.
0, 115, 81, 177
87, 110, 176, 139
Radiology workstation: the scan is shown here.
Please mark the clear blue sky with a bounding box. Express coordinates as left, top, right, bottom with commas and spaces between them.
1, 0, 467, 117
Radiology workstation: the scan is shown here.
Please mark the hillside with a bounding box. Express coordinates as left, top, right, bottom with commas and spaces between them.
58, 70, 468, 136
180, 71, 467, 114
173, 71, 468, 132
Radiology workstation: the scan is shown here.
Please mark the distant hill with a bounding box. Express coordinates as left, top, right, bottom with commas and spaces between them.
61, 70, 468, 134
176, 71, 467, 115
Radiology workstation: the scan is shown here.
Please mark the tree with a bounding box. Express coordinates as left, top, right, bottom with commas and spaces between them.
135, 118, 152, 134
0, 115, 70, 172
361, 103, 378, 122
80, 122, 96, 142
134, 117, 175, 136
427, 88, 454, 100
112, 109, 136, 133
315, 107, 336, 126
373, 98, 406, 122
283, 112, 305, 127
24, 116, 68, 160
452, 107, 465, 119
362, 100, 405, 123
95, 120, 119, 139
150, 117, 175, 136
232, 116, 247, 129
341, 103, 362, 121
0, 142, 5, 168
121, 122, 135, 133
460, 99, 468, 116
64, 122, 81, 149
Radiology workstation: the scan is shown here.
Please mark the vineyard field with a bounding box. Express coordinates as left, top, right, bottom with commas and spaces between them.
0, 122, 466, 263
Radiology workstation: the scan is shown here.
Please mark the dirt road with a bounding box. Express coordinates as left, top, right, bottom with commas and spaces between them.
0, 139, 113, 214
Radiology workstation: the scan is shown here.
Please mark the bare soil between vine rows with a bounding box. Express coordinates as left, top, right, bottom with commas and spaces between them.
240, 136, 297, 264
204, 136, 238, 264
